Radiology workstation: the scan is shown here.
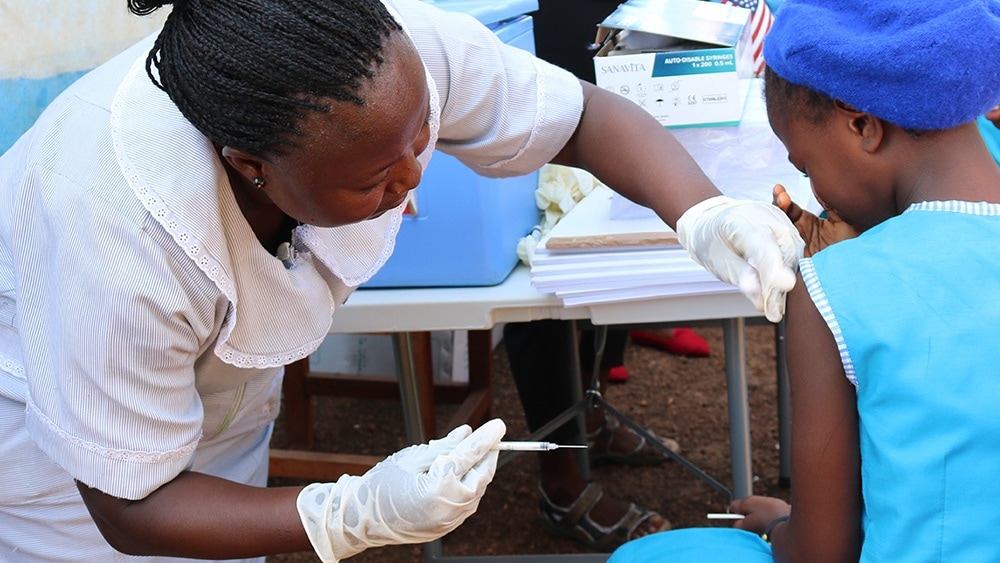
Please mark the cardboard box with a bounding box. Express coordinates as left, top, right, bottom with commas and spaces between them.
593, 0, 755, 128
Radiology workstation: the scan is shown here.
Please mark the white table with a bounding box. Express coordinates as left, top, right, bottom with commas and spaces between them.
331, 264, 762, 500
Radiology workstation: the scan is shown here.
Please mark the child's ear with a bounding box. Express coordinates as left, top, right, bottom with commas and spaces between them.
986, 104, 1000, 130
834, 100, 883, 154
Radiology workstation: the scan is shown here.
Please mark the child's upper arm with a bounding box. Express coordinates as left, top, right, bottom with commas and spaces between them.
774, 274, 862, 563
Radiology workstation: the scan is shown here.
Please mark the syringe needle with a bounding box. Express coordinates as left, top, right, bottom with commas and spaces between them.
706, 513, 746, 520
492, 441, 588, 451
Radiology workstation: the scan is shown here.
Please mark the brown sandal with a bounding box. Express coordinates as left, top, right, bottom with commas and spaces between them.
587, 413, 681, 467
537, 483, 671, 552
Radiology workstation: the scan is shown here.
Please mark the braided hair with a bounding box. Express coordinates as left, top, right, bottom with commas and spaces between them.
764, 65, 926, 139
763, 65, 834, 129
127, 0, 403, 157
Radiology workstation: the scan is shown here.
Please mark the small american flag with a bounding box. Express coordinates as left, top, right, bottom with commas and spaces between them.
712, 0, 774, 75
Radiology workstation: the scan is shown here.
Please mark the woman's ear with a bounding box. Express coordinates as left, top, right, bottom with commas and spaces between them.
220, 146, 265, 185
834, 99, 883, 154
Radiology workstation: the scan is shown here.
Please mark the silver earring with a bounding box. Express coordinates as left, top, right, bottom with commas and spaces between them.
252, 177, 266, 190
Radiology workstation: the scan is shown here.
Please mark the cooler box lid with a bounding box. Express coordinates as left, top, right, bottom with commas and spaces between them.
425, 0, 539, 25
598, 0, 750, 47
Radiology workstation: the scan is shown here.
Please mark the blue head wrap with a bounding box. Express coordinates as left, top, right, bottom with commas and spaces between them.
763, 0, 1000, 130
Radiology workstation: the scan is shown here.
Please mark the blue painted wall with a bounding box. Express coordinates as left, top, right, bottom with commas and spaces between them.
0, 71, 88, 152
0, 2, 167, 153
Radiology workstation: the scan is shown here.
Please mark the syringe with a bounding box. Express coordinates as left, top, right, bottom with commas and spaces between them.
492, 441, 588, 452
706, 513, 746, 520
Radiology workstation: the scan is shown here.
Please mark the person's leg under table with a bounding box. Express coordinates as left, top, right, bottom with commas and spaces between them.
503, 320, 670, 552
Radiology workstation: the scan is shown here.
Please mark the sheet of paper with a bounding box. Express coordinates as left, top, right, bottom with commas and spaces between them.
530, 184, 733, 304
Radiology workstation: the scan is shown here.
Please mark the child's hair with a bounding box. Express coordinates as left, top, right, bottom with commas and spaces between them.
762, 65, 832, 128
126, 0, 403, 157
763, 65, 928, 139
762, 0, 1000, 132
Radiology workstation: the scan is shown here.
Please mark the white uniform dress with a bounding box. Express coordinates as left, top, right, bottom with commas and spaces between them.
0, 0, 583, 560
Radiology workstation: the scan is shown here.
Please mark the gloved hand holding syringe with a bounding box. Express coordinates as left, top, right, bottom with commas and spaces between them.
295, 423, 589, 563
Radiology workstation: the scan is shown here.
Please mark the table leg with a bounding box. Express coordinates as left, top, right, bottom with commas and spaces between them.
281, 357, 313, 448
775, 321, 791, 487
568, 320, 592, 480
392, 332, 428, 444
722, 318, 753, 499
391, 332, 445, 561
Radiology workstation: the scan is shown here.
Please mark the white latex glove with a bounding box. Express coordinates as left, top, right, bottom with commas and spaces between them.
296, 418, 506, 562
676, 196, 805, 322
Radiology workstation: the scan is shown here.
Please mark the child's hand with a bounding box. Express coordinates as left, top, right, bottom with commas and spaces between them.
773, 184, 859, 257
729, 495, 791, 535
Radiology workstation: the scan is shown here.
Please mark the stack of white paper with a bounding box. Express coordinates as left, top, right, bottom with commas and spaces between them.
530, 185, 737, 307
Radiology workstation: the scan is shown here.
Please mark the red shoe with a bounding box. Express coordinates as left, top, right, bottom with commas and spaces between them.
607, 365, 629, 384
629, 328, 710, 357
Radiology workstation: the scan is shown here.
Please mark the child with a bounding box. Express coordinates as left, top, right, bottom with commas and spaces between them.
610, 0, 1000, 561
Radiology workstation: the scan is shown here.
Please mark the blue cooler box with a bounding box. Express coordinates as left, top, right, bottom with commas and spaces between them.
363, 0, 542, 288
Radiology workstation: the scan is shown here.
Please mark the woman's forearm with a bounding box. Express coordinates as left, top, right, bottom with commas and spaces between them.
77, 471, 311, 559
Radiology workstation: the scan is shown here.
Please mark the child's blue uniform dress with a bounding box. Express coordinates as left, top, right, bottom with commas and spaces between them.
611, 202, 1000, 562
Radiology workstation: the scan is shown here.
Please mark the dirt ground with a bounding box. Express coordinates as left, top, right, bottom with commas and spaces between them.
267, 322, 790, 561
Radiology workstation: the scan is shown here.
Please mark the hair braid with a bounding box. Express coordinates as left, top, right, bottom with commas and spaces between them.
128, 0, 402, 156
763, 65, 925, 138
